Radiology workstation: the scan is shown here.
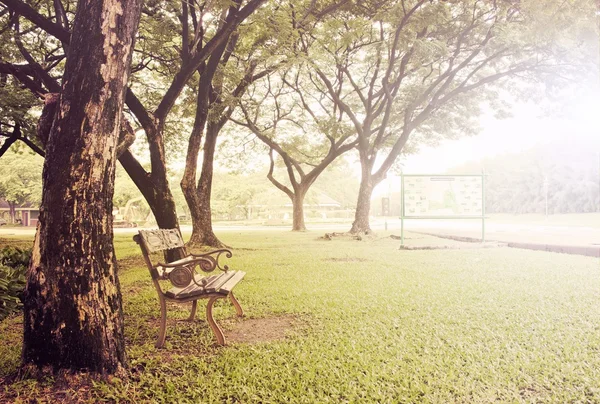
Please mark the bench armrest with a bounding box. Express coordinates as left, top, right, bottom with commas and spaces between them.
154, 249, 234, 288
157, 249, 232, 273
189, 249, 233, 272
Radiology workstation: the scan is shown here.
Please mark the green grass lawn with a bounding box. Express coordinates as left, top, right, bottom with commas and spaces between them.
1, 231, 600, 403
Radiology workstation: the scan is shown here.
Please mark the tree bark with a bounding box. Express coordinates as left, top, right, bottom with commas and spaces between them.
350, 170, 374, 234
118, 149, 184, 261
291, 190, 307, 231
186, 122, 225, 247
25, 89, 185, 262
22, 0, 142, 373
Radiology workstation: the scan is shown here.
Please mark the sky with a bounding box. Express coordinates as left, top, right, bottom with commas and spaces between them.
373, 93, 600, 197
401, 96, 600, 174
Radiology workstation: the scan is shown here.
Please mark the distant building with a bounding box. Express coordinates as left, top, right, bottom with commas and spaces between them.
0, 199, 39, 227
243, 190, 346, 221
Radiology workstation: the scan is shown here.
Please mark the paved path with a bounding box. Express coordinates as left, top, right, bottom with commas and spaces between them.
375, 218, 600, 257
384, 219, 600, 247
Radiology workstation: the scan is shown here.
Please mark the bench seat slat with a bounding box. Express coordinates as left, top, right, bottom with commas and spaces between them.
166, 274, 207, 299
204, 271, 236, 292
218, 271, 246, 293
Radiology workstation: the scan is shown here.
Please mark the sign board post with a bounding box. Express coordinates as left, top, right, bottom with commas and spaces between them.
481, 170, 486, 243
400, 173, 486, 247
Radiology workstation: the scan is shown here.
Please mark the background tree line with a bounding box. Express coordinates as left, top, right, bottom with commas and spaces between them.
453, 141, 600, 214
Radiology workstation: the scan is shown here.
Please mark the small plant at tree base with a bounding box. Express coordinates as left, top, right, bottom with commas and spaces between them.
0, 246, 32, 269
0, 246, 31, 321
0, 264, 26, 321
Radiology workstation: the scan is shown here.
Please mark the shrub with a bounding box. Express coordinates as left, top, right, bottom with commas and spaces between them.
0, 246, 31, 321
0, 246, 32, 269
0, 264, 26, 321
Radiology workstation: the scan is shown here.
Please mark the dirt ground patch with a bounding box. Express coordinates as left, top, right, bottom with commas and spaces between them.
227, 315, 301, 344
117, 255, 146, 270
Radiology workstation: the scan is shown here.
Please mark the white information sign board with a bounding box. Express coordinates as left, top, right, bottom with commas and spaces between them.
402, 175, 483, 217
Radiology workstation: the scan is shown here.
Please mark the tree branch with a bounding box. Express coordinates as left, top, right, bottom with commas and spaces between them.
0, 122, 45, 157
267, 148, 294, 199
314, 67, 364, 136
154, 0, 265, 122
0, 0, 70, 43
14, 18, 61, 92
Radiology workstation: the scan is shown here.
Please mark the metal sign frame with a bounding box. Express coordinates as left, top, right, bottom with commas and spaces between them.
400, 173, 486, 246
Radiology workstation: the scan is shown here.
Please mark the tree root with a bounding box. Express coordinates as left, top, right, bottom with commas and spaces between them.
320, 232, 363, 241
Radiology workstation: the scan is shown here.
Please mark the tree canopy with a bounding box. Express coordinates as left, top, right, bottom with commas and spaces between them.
0, 148, 43, 208
281, 0, 597, 233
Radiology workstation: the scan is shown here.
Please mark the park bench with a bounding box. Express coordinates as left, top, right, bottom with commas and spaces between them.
133, 229, 245, 348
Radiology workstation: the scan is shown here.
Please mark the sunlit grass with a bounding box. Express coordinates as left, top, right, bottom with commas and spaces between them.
1, 230, 599, 402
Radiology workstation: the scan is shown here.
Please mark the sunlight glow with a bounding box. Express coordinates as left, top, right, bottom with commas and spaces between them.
402, 95, 600, 174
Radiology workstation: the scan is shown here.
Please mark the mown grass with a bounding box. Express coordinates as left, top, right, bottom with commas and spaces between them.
1, 230, 600, 403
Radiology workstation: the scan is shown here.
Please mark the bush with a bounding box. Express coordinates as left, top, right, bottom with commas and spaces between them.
0, 246, 32, 269
0, 264, 26, 321
0, 246, 31, 321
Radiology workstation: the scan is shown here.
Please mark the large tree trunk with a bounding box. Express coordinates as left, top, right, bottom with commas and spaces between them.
118, 151, 179, 229
291, 189, 307, 231
22, 0, 142, 373
187, 123, 224, 247
35, 92, 184, 262
350, 174, 374, 234
119, 150, 184, 261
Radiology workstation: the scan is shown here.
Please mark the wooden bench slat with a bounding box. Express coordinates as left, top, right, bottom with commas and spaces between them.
165, 274, 202, 297
204, 271, 237, 292
218, 271, 246, 293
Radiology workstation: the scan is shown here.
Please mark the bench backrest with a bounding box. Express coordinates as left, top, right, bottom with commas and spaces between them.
134, 229, 187, 280
137, 229, 186, 253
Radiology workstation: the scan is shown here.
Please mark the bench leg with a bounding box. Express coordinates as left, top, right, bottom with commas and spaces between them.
188, 300, 198, 321
206, 296, 226, 345
156, 296, 168, 348
229, 292, 244, 317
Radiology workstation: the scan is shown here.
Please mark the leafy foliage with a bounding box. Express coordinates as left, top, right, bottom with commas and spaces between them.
0, 245, 31, 321
0, 0, 66, 153
0, 147, 43, 206
0, 264, 26, 321
0, 245, 32, 268
273, 0, 598, 232
0, 78, 39, 144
